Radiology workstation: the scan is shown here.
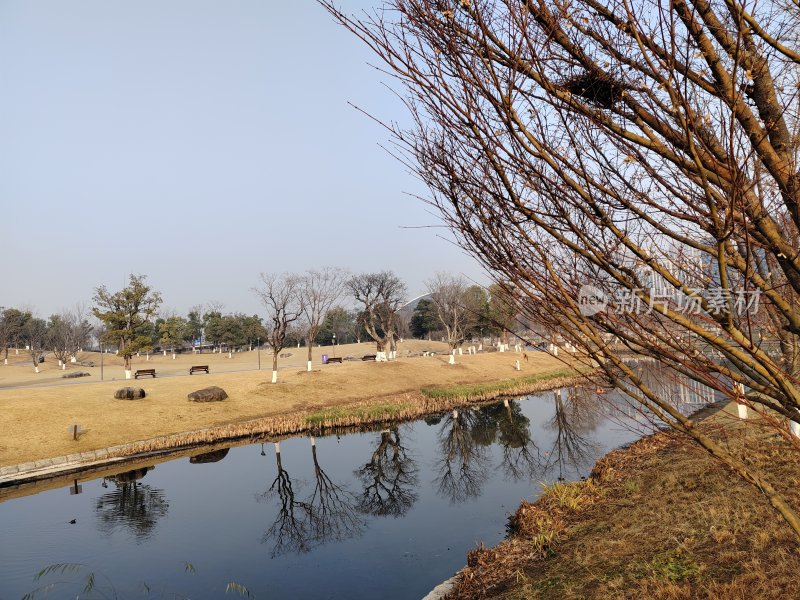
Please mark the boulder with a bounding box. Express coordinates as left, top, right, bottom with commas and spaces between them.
188, 386, 228, 403
62, 371, 91, 379
114, 387, 146, 400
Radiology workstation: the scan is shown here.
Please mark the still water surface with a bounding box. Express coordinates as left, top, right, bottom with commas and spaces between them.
0, 379, 715, 599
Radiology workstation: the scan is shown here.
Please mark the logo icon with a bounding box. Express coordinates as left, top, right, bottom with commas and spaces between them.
578, 285, 608, 316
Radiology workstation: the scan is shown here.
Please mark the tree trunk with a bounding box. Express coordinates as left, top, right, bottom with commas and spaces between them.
307, 337, 313, 371
272, 351, 279, 384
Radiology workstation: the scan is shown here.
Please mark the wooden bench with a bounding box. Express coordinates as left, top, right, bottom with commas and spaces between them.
134, 369, 156, 379
325, 357, 343, 364
190, 365, 209, 375
362, 354, 377, 361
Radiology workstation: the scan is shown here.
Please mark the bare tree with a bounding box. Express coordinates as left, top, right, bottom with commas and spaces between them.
49, 306, 93, 369
256, 273, 305, 383
427, 272, 475, 361
21, 316, 49, 373
325, 0, 800, 534
300, 267, 348, 371
348, 271, 407, 361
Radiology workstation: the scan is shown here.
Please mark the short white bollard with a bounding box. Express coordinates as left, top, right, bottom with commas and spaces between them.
458, 348, 463, 355
515, 360, 520, 371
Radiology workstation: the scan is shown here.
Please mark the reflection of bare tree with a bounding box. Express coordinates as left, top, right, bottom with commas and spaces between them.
306, 437, 364, 544
258, 442, 311, 558
355, 428, 418, 517
545, 389, 602, 479
495, 399, 541, 482
96, 467, 168, 542
435, 409, 491, 503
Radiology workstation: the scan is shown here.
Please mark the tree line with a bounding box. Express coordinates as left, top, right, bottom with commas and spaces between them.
1, 269, 518, 380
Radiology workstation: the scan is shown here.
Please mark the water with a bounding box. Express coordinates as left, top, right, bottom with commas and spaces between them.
0, 382, 715, 600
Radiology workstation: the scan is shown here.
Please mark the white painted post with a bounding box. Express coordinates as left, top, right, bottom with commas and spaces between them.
272, 370, 278, 383
70, 356, 77, 363
125, 369, 132, 380
35, 366, 39, 373
376, 351, 387, 362
458, 347, 463, 355
58, 360, 63, 367
228, 351, 232, 359
478, 343, 483, 351
62, 363, 66, 370
499, 344, 505, 353
307, 360, 312, 372
146, 354, 149, 361
448, 354, 455, 365
174, 353, 178, 360
515, 360, 520, 371
163, 350, 167, 356
735, 382, 748, 419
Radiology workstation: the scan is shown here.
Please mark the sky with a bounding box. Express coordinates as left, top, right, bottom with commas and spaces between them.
0, 0, 486, 318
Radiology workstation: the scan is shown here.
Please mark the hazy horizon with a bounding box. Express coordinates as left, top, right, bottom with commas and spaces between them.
1, 1, 487, 318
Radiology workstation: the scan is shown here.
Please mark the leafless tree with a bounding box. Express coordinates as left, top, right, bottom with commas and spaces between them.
255, 273, 305, 384
300, 268, 348, 371
427, 272, 475, 358
325, 0, 800, 534
348, 271, 407, 360
49, 306, 93, 369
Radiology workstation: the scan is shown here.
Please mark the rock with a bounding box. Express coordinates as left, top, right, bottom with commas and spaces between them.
114, 387, 146, 400
188, 386, 228, 402
62, 371, 90, 379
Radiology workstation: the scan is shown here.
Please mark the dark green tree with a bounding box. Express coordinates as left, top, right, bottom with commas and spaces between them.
410, 298, 438, 338
92, 274, 162, 376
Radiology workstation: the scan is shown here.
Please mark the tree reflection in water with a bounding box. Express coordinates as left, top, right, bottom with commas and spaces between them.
259, 439, 364, 558
435, 408, 491, 503
306, 436, 364, 545
544, 388, 602, 480
355, 428, 418, 517
258, 442, 311, 557
95, 467, 169, 542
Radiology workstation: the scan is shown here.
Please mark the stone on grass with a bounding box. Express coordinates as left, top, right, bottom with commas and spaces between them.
188, 386, 228, 403
63, 371, 91, 379
114, 387, 146, 400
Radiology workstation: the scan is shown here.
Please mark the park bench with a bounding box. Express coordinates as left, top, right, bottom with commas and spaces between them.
362, 354, 377, 361
190, 365, 210, 375
325, 357, 343, 364
134, 369, 156, 379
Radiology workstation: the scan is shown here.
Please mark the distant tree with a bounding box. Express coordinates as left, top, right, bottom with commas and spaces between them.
256, 273, 305, 384
239, 314, 267, 350
159, 315, 188, 358
428, 273, 475, 357
349, 271, 407, 360
0, 308, 31, 363
185, 307, 205, 347
21, 316, 50, 373
299, 267, 348, 371
219, 314, 245, 356
48, 308, 93, 369
92, 274, 163, 378
463, 286, 492, 340
318, 306, 355, 345
347, 309, 367, 344
410, 299, 438, 339
203, 311, 224, 352
487, 283, 518, 346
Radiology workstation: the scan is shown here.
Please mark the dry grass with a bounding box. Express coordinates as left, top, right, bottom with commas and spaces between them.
451, 410, 800, 599
0, 343, 572, 468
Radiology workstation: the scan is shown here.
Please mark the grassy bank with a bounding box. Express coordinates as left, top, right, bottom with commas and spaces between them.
451, 405, 800, 599
0, 348, 578, 471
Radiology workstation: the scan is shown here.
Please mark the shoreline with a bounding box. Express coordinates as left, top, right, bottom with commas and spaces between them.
0, 368, 584, 487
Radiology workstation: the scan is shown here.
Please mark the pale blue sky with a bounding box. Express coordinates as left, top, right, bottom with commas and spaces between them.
0, 1, 485, 317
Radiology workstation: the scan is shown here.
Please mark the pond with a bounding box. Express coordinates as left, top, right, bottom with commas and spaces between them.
0, 376, 717, 599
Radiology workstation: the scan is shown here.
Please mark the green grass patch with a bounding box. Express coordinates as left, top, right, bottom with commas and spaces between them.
305, 402, 410, 426
636, 550, 701, 582
420, 368, 580, 401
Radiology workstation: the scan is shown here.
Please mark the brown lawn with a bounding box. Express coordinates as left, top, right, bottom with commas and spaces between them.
0, 340, 569, 468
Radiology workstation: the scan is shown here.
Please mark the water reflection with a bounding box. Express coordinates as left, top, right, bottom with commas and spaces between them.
355, 428, 418, 517
259, 442, 309, 557
189, 448, 230, 464
545, 389, 601, 480
259, 439, 365, 558
435, 408, 491, 503
95, 467, 169, 542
